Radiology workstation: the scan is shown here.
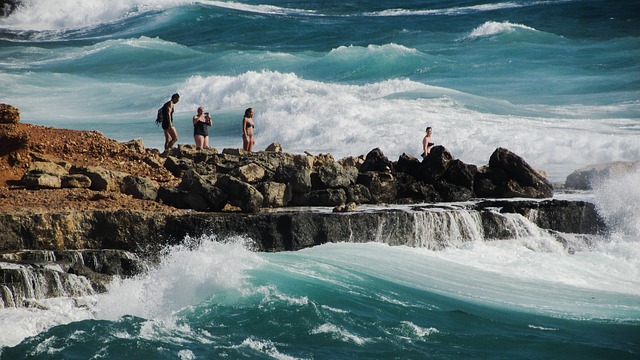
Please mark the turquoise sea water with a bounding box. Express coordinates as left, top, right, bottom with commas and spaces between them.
1, 1, 640, 358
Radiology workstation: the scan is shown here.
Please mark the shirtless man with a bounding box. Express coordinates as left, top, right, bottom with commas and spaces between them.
421, 126, 434, 158
162, 93, 180, 150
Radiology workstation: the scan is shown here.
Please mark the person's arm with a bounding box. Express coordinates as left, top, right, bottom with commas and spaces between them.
163, 103, 172, 124
422, 136, 428, 155
242, 117, 248, 137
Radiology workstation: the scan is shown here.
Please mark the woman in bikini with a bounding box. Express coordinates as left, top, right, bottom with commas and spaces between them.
242, 107, 255, 152
422, 126, 434, 158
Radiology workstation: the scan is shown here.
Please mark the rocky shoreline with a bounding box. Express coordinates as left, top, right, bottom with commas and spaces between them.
0, 103, 619, 308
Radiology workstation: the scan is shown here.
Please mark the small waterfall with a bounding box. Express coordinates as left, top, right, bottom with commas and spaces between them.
412, 210, 485, 249
408, 207, 595, 253
0, 262, 95, 308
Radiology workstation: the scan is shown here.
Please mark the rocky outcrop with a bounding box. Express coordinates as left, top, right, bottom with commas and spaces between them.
0, 200, 605, 255
12, 134, 554, 213
474, 147, 553, 198
0, 103, 20, 124
565, 161, 640, 190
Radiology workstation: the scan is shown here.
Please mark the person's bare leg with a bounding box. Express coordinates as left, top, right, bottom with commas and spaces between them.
166, 127, 178, 149
164, 129, 172, 150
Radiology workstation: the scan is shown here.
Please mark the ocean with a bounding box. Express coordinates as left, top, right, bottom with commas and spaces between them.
1, 0, 639, 358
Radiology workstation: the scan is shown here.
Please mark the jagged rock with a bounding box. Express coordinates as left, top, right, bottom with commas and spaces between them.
143, 155, 164, 169
394, 153, 422, 178
121, 175, 157, 200
157, 185, 209, 211
312, 153, 335, 167
292, 188, 347, 207
61, 174, 92, 188
338, 155, 365, 170
311, 162, 358, 190
360, 148, 393, 173
346, 184, 372, 204
565, 161, 640, 190
230, 163, 266, 183
275, 164, 312, 193
21, 172, 62, 189
444, 159, 477, 188
293, 154, 314, 169
0, 123, 28, 155
474, 199, 607, 235
435, 181, 475, 202
179, 170, 226, 211
258, 181, 291, 207
70, 166, 129, 191
222, 148, 245, 156
251, 152, 296, 175
265, 141, 283, 152
0, 103, 20, 124
396, 174, 440, 203
357, 171, 397, 204
216, 175, 263, 213
163, 156, 194, 177
122, 138, 144, 153
418, 145, 454, 183
487, 148, 553, 198
474, 165, 501, 198
27, 161, 68, 176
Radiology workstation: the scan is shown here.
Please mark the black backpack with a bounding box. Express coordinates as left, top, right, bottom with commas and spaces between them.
155, 106, 164, 126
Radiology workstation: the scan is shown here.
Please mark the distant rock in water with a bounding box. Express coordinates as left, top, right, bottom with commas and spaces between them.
565, 161, 640, 190
0, 1, 20, 17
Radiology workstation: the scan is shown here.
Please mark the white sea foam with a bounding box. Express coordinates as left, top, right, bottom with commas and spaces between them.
237, 338, 306, 360
94, 236, 264, 320
593, 167, 640, 239
311, 323, 368, 345
400, 321, 439, 337
204, 0, 318, 16
367, 1, 573, 17
466, 21, 538, 39
0, 0, 183, 31
0, 297, 95, 348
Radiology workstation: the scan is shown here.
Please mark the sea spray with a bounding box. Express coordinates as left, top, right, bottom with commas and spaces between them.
94, 235, 264, 320
593, 168, 640, 239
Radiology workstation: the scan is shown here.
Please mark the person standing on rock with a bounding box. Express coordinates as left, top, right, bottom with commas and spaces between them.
193, 106, 212, 148
162, 93, 180, 151
421, 126, 434, 158
242, 107, 255, 152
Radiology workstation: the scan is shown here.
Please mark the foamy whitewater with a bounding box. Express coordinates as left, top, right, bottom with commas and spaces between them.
1, 0, 639, 358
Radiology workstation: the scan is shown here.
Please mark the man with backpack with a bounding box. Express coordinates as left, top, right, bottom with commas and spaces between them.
158, 93, 180, 151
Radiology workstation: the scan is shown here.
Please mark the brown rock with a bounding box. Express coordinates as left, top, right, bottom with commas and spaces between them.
0, 104, 20, 124
61, 174, 92, 188
265, 141, 283, 152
